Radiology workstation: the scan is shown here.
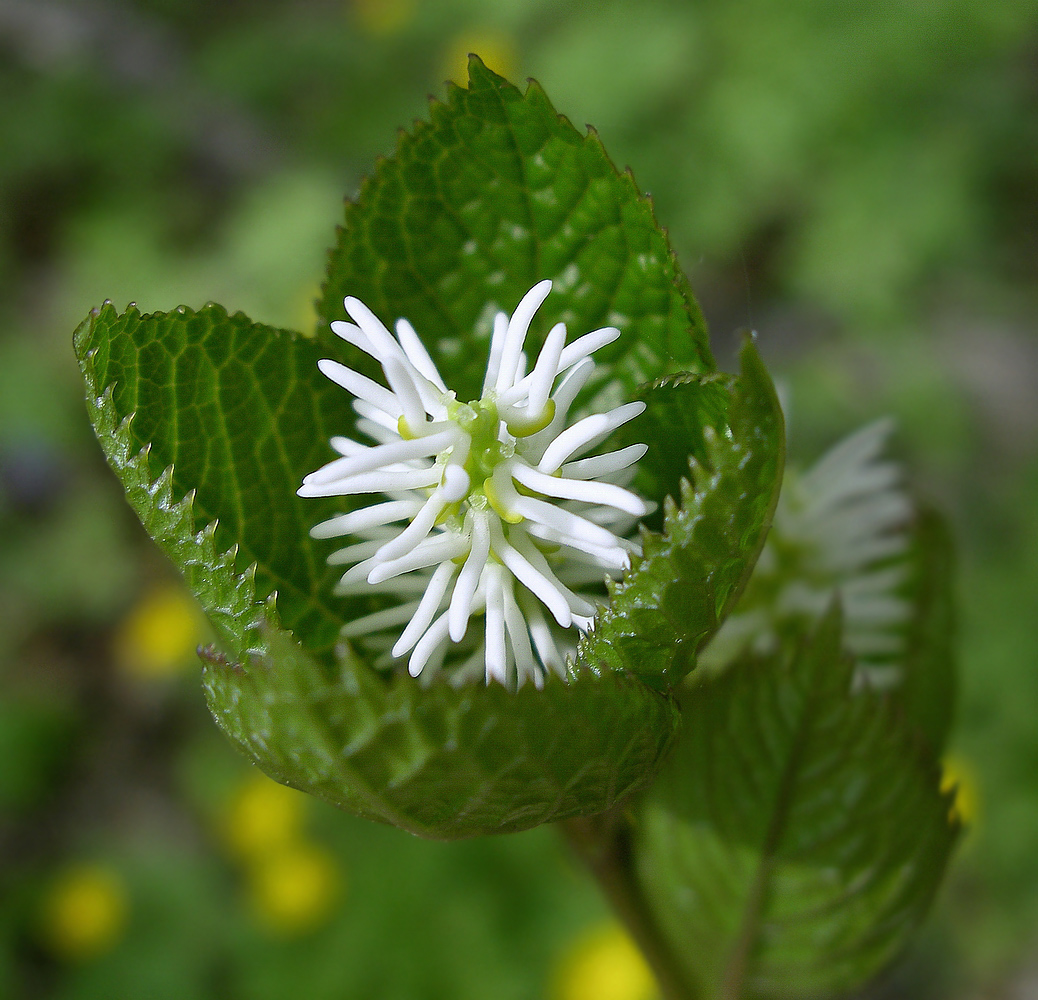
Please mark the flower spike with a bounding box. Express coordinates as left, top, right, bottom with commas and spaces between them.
300, 281, 651, 688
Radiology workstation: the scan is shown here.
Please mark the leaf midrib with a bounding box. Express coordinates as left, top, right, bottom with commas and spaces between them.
719, 656, 822, 1000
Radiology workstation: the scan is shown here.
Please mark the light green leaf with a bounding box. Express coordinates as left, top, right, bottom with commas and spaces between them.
636, 605, 959, 998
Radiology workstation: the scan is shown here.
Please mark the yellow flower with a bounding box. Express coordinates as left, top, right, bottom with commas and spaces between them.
350, 0, 415, 36
39, 864, 128, 962
114, 584, 204, 679
552, 922, 657, 1000
941, 753, 981, 829
247, 842, 342, 935
293, 281, 322, 337
222, 772, 308, 861
442, 30, 517, 87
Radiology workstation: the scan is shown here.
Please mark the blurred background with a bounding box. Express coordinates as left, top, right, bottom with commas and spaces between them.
1, 1, 1036, 997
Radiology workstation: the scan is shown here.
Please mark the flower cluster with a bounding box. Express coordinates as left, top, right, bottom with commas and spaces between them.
299, 280, 650, 688
702, 419, 912, 684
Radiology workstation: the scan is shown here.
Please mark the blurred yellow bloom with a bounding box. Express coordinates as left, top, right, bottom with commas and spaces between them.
552, 922, 657, 1000
443, 29, 517, 86
222, 772, 308, 861
114, 583, 204, 679
248, 842, 341, 935
293, 281, 322, 337
941, 753, 981, 829
39, 864, 128, 962
351, 0, 415, 36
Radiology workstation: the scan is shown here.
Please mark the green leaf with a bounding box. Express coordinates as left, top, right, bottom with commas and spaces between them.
202, 626, 679, 840
74, 301, 352, 660
75, 301, 681, 838
577, 339, 785, 689
615, 370, 732, 533
319, 55, 713, 411
635, 605, 959, 999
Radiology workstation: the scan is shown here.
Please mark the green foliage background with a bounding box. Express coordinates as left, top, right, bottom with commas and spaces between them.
2, 1, 1037, 997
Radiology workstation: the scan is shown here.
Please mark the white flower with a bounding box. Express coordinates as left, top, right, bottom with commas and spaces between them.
298, 280, 651, 689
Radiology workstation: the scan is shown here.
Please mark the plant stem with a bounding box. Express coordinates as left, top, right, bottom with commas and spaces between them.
560, 812, 703, 1000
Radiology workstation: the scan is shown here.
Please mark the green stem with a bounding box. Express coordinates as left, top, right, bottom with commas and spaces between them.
560, 812, 704, 1000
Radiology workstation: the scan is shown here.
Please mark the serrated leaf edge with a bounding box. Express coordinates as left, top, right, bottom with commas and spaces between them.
77, 313, 275, 661
577, 341, 784, 689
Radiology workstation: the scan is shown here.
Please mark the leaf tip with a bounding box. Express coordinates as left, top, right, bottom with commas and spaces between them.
465, 51, 493, 87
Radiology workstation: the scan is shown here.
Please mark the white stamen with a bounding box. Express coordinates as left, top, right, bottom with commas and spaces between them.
352, 400, 401, 436
310, 500, 423, 538
318, 360, 402, 417
526, 522, 632, 570
442, 462, 470, 503
395, 318, 447, 392
383, 357, 429, 432
335, 574, 430, 596
562, 443, 647, 480
367, 532, 470, 585
482, 311, 510, 396
484, 566, 508, 684
510, 463, 649, 516
449, 513, 491, 642
408, 610, 452, 677
556, 326, 620, 371
523, 358, 597, 461
523, 599, 566, 677
297, 465, 441, 497
393, 560, 456, 656
373, 490, 450, 562
488, 519, 574, 627
326, 538, 391, 566
510, 532, 597, 617
329, 320, 373, 356
342, 600, 422, 638
344, 296, 405, 365
302, 430, 456, 486
524, 322, 567, 418
501, 579, 537, 686
328, 436, 367, 457
538, 402, 646, 474
495, 280, 552, 392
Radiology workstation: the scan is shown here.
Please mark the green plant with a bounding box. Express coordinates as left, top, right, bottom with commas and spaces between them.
75, 59, 957, 999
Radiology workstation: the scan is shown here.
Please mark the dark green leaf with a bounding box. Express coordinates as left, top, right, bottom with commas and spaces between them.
636, 604, 959, 999
202, 627, 679, 840
75, 301, 351, 660
577, 339, 784, 689
614, 370, 732, 533
319, 56, 713, 411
